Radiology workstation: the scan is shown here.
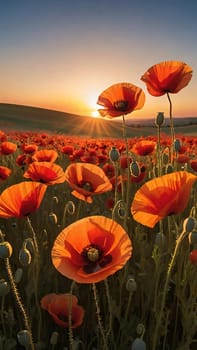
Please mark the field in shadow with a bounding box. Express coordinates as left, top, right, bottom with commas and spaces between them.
0, 103, 196, 138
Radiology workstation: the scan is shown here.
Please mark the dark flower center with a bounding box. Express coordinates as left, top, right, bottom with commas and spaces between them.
114, 100, 129, 112
81, 244, 112, 274
78, 181, 93, 192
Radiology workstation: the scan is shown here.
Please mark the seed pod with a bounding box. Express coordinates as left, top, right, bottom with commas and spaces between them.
183, 216, 196, 233
14, 268, 23, 283
189, 230, 197, 245
17, 330, 31, 347
162, 148, 170, 165
132, 338, 146, 350
50, 331, 59, 345
126, 277, 137, 293
155, 112, 164, 127
19, 248, 31, 266
49, 212, 58, 225
0, 241, 13, 259
109, 147, 120, 162
0, 279, 10, 296
174, 139, 181, 153
165, 164, 173, 174
130, 160, 141, 177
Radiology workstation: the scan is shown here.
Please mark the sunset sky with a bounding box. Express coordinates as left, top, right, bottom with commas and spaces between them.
0, 0, 196, 120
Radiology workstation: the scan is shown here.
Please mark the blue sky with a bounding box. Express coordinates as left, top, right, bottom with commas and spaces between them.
0, 0, 196, 118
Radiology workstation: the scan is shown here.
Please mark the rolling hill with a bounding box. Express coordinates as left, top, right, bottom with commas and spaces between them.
0, 103, 196, 138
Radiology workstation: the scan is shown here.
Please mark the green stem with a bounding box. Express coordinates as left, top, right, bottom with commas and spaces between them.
122, 115, 130, 230
104, 279, 116, 348
26, 216, 42, 341
166, 92, 175, 163
152, 229, 187, 350
68, 281, 75, 350
92, 283, 108, 350
4, 258, 34, 350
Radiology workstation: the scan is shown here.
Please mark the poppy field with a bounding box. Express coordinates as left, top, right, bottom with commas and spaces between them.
0, 61, 197, 350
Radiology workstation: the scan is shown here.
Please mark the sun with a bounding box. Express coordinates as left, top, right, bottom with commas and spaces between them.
91, 110, 100, 118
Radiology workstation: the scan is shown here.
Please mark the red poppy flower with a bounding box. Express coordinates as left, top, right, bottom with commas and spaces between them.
51, 216, 132, 283
40, 293, 84, 328
190, 160, 197, 172
65, 163, 112, 203
32, 149, 58, 162
176, 154, 190, 164
131, 140, 156, 156
0, 181, 47, 218
22, 143, 38, 154
102, 163, 115, 178
141, 61, 192, 96
97, 82, 145, 118
0, 141, 17, 155
131, 171, 197, 228
0, 166, 12, 181
120, 155, 132, 169
0, 130, 7, 142
61, 145, 74, 155
23, 162, 66, 185
16, 154, 33, 167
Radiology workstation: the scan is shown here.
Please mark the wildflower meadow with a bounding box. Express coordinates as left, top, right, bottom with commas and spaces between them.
0, 61, 197, 350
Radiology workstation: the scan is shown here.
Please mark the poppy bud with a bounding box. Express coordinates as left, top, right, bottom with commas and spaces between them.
50, 331, 59, 345
17, 330, 31, 347
14, 268, 23, 283
188, 230, 197, 245
183, 216, 196, 233
126, 276, 137, 293
19, 248, 31, 266
0, 241, 13, 259
65, 201, 76, 215
0, 279, 10, 296
174, 139, 181, 153
23, 238, 35, 254
132, 338, 146, 350
130, 160, 141, 177
155, 112, 165, 127
109, 147, 120, 162
49, 212, 58, 225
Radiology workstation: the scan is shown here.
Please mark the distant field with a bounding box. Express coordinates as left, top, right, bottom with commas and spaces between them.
0, 103, 196, 138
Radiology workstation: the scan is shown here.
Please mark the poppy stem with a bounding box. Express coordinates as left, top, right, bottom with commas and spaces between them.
92, 283, 108, 350
166, 92, 175, 161
68, 281, 75, 350
122, 114, 130, 230
4, 257, 34, 349
152, 228, 187, 350
26, 216, 42, 341
156, 124, 162, 177
104, 279, 116, 348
